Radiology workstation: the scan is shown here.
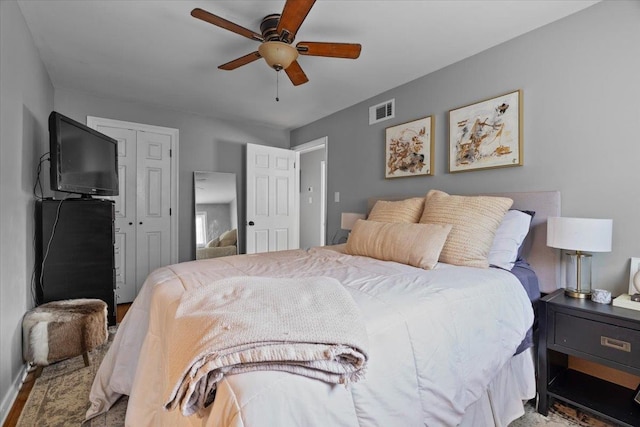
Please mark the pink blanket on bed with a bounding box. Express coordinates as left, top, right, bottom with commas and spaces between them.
164, 276, 369, 417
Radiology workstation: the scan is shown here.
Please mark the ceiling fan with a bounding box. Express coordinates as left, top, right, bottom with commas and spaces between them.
191, 0, 361, 86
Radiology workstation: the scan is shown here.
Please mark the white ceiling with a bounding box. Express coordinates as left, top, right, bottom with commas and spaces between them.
18, 0, 599, 131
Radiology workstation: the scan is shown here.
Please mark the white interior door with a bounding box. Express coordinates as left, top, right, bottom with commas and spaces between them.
135, 130, 172, 289
246, 143, 298, 254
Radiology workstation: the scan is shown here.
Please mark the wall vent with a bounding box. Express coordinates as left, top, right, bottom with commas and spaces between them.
369, 99, 395, 125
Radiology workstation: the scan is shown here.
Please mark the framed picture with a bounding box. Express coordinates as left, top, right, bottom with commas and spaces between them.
449, 90, 522, 173
629, 257, 640, 295
385, 116, 434, 178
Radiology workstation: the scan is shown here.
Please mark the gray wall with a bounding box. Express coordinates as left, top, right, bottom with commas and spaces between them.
291, 0, 640, 296
54, 89, 289, 260
0, 1, 54, 420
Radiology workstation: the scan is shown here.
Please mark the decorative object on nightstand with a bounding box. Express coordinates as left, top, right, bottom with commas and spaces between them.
591, 288, 612, 304
612, 257, 640, 311
546, 217, 613, 299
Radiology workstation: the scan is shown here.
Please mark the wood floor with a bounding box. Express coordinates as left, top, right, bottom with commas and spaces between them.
2, 303, 131, 427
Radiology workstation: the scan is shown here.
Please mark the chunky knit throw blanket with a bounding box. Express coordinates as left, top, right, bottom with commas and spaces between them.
164, 276, 369, 417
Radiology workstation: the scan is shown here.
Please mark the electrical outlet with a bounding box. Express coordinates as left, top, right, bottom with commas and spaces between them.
334, 192, 340, 203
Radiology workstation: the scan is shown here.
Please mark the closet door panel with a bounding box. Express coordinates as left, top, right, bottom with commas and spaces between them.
94, 125, 137, 303
136, 130, 172, 289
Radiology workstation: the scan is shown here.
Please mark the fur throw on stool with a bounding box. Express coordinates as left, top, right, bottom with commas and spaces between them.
23, 299, 108, 366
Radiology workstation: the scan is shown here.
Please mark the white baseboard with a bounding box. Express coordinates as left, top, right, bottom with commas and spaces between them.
0, 363, 29, 425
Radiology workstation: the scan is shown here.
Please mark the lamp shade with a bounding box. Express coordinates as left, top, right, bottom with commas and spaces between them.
547, 217, 612, 252
258, 41, 298, 71
341, 212, 365, 230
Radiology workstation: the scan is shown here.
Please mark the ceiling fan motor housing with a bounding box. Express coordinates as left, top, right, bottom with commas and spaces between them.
260, 14, 282, 42
258, 13, 298, 71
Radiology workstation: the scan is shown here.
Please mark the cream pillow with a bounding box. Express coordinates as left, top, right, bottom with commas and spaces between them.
419, 190, 513, 268
219, 229, 237, 247
368, 197, 424, 223
345, 219, 452, 270
206, 237, 220, 248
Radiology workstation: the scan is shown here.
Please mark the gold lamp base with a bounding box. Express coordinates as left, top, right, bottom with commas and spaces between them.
564, 251, 592, 299
564, 289, 591, 299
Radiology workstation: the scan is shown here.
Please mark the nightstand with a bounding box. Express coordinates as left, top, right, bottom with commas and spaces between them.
538, 289, 640, 426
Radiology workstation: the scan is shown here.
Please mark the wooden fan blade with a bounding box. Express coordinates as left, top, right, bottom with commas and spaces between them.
218, 51, 262, 70
277, 0, 316, 43
191, 8, 263, 42
285, 61, 309, 86
296, 42, 361, 59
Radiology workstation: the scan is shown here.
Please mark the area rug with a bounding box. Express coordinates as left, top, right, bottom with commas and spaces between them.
16, 329, 612, 427
16, 328, 127, 427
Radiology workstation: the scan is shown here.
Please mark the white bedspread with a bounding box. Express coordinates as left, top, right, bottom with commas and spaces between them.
87, 246, 533, 427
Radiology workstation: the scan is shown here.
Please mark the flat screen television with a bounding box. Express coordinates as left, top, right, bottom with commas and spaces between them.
49, 111, 119, 197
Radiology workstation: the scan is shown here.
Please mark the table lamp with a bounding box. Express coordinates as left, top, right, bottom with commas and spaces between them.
341, 212, 365, 231
547, 217, 612, 298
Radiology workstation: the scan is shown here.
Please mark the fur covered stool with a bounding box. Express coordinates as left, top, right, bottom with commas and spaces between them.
22, 298, 108, 377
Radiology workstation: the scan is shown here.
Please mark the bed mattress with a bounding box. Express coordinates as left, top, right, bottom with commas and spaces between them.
87, 246, 534, 426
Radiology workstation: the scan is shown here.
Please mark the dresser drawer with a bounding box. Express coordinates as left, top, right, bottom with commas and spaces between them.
554, 312, 640, 370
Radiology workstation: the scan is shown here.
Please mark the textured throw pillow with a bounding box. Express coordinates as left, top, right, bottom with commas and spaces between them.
488, 210, 534, 270
344, 219, 452, 270
419, 190, 513, 268
368, 197, 424, 223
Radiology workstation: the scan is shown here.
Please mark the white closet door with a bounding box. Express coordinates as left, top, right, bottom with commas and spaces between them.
93, 125, 137, 303
135, 130, 172, 290
88, 116, 178, 304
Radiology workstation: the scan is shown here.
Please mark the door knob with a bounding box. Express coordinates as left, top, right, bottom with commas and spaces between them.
248, 221, 255, 226
139, 221, 143, 225
129, 222, 133, 225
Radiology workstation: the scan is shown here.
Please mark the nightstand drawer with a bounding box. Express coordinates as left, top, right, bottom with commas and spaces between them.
554, 312, 640, 369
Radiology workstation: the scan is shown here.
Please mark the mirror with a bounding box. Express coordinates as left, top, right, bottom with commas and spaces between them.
194, 171, 238, 259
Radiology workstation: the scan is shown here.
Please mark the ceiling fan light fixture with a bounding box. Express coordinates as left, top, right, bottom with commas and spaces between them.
258, 41, 298, 71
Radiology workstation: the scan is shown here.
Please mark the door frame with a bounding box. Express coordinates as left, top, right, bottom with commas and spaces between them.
86, 116, 179, 265
292, 137, 327, 246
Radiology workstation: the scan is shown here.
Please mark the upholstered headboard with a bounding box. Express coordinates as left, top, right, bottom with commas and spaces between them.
367, 191, 561, 293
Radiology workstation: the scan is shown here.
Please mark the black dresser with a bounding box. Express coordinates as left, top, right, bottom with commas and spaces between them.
35, 198, 116, 325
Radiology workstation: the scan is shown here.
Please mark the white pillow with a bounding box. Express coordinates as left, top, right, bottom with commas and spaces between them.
488, 210, 533, 270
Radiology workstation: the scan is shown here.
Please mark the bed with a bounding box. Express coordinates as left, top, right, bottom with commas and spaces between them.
86, 190, 561, 427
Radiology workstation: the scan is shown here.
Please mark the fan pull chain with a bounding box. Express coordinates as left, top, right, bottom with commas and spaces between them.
276, 70, 280, 102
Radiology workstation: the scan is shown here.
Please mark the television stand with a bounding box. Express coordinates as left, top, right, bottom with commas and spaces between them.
35, 198, 116, 325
